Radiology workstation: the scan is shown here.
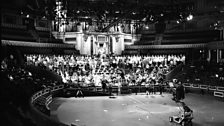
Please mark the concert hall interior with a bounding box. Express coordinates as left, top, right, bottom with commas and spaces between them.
1, 0, 224, 126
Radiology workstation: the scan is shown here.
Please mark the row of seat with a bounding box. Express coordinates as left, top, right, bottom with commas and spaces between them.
137, 30, 220, 45
2, 25, 63, 44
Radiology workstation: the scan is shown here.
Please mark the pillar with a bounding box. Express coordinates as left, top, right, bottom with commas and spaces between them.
220, 50, 222, 60
91, 36, 93, 55
217, 49, 222, 63
222, 29, 224, 41
110, 36, 113, 54
207, 50, 211, 62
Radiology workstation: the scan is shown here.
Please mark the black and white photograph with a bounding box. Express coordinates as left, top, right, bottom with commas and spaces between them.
1, 0, 224, 126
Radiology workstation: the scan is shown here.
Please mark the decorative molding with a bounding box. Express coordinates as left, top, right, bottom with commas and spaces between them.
125, 43, 207, 49
36, 27, 50, 31
2, 23, 27, 29
207, 41, 224, 49
2, 40, 75, 48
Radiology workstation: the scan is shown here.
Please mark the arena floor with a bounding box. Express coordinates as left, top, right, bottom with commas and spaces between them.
49, 93, 224, 126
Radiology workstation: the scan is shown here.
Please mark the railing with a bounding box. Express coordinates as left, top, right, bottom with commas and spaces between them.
36, 27, 50, 31
30, 83, 224, 126
1, 23, 27, 29
183, 83, 224, 98
125, 43, 207, 49
2, 40, 75, 48
30, 85, 68, 126
207, 41, 224, 49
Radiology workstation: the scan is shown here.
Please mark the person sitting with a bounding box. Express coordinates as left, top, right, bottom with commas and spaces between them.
172, 102, 193, 124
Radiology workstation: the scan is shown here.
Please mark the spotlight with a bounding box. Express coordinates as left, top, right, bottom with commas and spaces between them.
160, 13, 164, 17
105, 10, 109, 14
26, 14, 30, 18
142, 17, 146, 21
179, 14, 183, 18
9, 76, 13, 81
115, 11, 120, 14
149, 15, 154, 21
177, 20, 180, 24
145, 26, 149, 29
187, 14, 193, 21
215, 74, 219, 78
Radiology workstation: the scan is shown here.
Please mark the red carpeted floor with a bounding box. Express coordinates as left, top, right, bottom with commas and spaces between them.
49, 93, 224, 126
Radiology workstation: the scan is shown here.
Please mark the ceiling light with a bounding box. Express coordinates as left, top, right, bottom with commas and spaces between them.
187, 14, 193, 21
177, 20, 180, 24
179, 13, 183, 18
26, 14, 30, 18
115, 11, 120, 14
145, 26, 149, 29
149, 15, 153, 21
160, 13, 164, 17
215, 74, 219, 78
105, 10, 109, 14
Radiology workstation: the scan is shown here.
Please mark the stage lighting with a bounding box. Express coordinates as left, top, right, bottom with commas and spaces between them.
115, 11, 120, 14
150, 15, 154, 21
187, 14, 193, 21
215, 74, 219, 78
145, 26, 149, 29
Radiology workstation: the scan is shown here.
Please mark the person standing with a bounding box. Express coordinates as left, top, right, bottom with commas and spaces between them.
145, 83, 150, 95
101, 77, 107, 93
176, 81, 185, 101
76, 84, 84, 98
159, 82, 163, 95
108, 84, 113, 96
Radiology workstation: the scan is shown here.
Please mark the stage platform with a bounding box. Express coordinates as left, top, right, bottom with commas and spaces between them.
49, 93, 224, 126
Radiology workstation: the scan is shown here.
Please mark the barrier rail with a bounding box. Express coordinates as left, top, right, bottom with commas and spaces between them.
31, 85, 64, 103
200, 85, 208, 90
214, 91, 224, 98
209, 86, 217, 91
217, 86, 224, 92
30, 84, 67, 126
30, 82, 223, 126
182, 83, 224, 98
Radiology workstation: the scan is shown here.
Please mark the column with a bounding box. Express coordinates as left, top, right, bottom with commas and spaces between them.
91, 37, 93, 55
221, 29, 224, 40
110, 36, 113, 54
220, 50, 222, 60
217, 49, 220, 63
207, 50, 211, 62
